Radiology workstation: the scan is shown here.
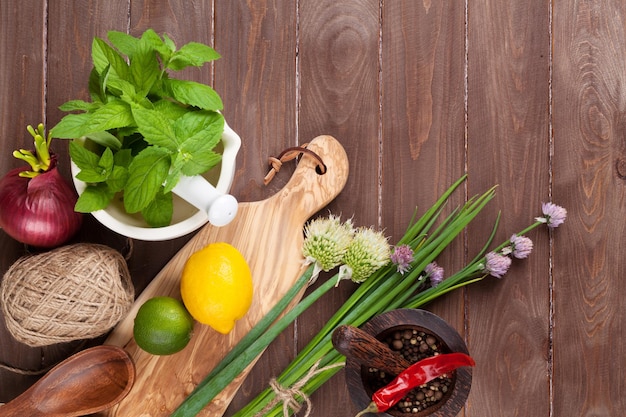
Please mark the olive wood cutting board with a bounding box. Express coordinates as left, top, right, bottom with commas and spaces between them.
97, 135, 349, 416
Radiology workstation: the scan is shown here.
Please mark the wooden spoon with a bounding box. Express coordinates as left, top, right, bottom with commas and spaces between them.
332, 324, 411, 376
0, 345, 134, 417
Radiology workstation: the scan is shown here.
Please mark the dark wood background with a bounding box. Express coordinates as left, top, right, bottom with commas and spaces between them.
1, 1, 625, 416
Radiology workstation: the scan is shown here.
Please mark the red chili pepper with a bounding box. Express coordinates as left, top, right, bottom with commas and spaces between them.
355, 352, 475, 416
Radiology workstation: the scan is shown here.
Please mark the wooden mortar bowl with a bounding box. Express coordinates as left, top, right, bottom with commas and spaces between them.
345, 309, 472, 417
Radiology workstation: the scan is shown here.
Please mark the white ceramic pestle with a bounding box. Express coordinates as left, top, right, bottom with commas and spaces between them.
171, 173, 238, 227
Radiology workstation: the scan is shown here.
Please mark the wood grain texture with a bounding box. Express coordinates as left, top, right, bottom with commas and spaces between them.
381, 6, 468, 406
466, 1, 551, 417
2, 1, 626, 416
215, 0, 298, 203
98, 135, 348, 416
213, 3, 300, 413
0, 0, 85, 402
296, 1, 381, 415
552, 1, 626, 415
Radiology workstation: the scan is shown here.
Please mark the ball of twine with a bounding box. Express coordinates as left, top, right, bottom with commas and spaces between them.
1, 243, 134, 347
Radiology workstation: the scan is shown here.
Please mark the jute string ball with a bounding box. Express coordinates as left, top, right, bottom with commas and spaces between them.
1, 243, 134, 347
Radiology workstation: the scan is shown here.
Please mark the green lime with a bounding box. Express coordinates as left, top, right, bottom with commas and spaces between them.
133, 296, 194, 355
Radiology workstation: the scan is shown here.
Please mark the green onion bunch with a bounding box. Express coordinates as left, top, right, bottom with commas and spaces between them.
172, 175, 566, 416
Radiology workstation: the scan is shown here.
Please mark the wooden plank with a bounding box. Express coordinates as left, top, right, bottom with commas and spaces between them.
466, 1, 551, 416
213, 0, 298, 203
0, 0, 47, 402
46, 0, 128, 163
380, 2, 467, 400
552, 1, 626, 415
210, 1, 299, 414
23, 0, 132, 395
295, 0, 381, 415
129, 0, 215, 84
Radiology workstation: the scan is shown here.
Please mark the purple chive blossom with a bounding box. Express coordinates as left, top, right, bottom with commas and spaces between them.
425, 262, 444, 287
391, 244, 414, 275
536, 202, 567, 229
484, 251, 512, 278
509, 234, 533, 259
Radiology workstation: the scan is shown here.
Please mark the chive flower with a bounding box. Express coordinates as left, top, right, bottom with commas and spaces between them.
391, 244, 414, 275
302, 215, 354, 280
424, 261, 445, 287
338, 227, 391, 283
536, 202, 567, 228
483, 251, 512, 278
508, 234, 533, 259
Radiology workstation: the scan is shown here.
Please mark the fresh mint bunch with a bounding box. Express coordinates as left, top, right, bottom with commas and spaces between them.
51, 29, 225, 227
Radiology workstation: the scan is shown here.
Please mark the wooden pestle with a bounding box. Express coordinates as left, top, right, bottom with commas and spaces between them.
332, 324, 411, 376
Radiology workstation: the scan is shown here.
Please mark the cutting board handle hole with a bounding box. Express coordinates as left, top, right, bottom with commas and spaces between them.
264, 144, 329, 184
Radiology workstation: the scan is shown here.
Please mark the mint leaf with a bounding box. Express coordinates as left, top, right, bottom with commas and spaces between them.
142, 29, 173, 63
114, 79, 138, 102
84, 131, 122, 150
162, 33, 177, 54
92, 37, 129, 81
74, 147, 114, 183
168, 42, 221, 71
69, 141, 100, 170
114, 148, 133, 168
173, 111, 223, 175
75, 167, 108, 183
106, 165, 128, 193
59, 100, 96, 112
86, 100, 135, 133
88, 67, 106, 103
124, 147, 170, 213
153, 99, 190, 121
74, 184, 115, 212
52, 113, 92, 139
179, 128, 222, 155
107, 30, 140, 57
180, 149, 221, 176
133, 107, 179, 151
174, 110, 223, 143
99, 147, 115, 172
141, 188, 173, 227
130, 43, 160, 96
163, 78, 223, 110
163, 154, 184, 193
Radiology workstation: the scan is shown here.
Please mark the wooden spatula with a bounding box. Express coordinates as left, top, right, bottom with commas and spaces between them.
98, 134, 348, 416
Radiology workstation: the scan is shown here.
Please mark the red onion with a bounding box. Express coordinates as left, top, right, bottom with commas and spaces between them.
0, 125, 82, 248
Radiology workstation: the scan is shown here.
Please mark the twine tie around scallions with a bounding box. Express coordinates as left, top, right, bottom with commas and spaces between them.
256, 359, 345, 417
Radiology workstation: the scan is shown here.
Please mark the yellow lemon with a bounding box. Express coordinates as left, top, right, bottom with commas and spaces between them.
180, 242, 253, 334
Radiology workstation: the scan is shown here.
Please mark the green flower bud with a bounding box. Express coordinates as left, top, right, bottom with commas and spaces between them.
339, 227, 391, 283
302, 215, 354, 278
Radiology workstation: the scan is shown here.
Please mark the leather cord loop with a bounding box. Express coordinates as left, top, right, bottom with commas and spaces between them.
264, 143, 327, 185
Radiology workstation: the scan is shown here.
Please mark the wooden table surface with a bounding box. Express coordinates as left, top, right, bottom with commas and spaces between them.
1, 1, 625, 416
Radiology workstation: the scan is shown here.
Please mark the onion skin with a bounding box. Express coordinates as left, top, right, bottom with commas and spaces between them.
0, 163, 83, 248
